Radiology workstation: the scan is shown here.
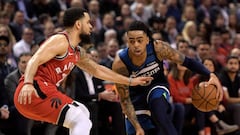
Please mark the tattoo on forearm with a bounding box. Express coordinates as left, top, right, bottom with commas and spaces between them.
156, 41, 175, 59
114, 66, 139, 127
116, 84, 139, 126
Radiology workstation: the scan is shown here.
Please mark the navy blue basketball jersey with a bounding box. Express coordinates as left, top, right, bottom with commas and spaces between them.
119, 42, 169, 110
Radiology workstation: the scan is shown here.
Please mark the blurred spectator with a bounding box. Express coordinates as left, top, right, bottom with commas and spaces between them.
209, 0, 229, 27
0, 11, 11, 25
132, 3, 151, 24
181, 21, 197, 45
145, 0, 160, 16
219, 56, 240, 127
129, 0, 146, 12
228, 12, 240, 40
210, 32, 226, 68
100, 39, 119, 69
119, 3, 132, 19
74, 46, 125, 135
117, 17, 134, 45
220, 29, 233, 52
196, 0, 212, 25
148, 16, 169, 42
96, 42, 108, 63
48, 0, 69, 18
88, 0, 102, 34
165, 16, 178, 44
0, 35, 15, 134
232, 33, 240, 48
195, 41, 211, 63
104, 29, 117, 43
99, 0, 118, 15
168, 62, 205, 135
15, 0, 37, 25
0, 24, 17, 68
178, 5, 196, 32
156, 2, 168, 18
32, 0, 51, 18
70, 0, 85, 8
191, 33, 204, 49
13, 27, 34, 57
151, 31, 163, 41
2, 0, 16, 20
212, 13, 227, 32
4, 52, 33, 135
43, 21, 55, 38
32, 13, 52, 39
230, 48, 240, 62
98, 13, 116, 43
0, 24, 16, 47
55, 10, 65, 29
166, 0, 181, 23
9, 10, 30, 41
197, 22, 211, 42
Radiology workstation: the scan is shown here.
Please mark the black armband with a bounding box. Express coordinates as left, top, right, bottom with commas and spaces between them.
182, 57, 210, 77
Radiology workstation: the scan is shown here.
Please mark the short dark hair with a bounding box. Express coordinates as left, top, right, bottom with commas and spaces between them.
196, 41, 210, 48
17, 52, 32, 63
63, 7, 88, 27
127, 21, 151, 37
226, 55, 239, 63
176, 39, 189, 49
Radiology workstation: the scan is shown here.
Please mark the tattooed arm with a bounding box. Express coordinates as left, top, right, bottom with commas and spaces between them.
153, 40, 223, 101
112, 55, 144, 135
153, 40, 185, 64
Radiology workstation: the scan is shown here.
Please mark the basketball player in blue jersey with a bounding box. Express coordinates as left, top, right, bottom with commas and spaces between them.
112, 21, 223, 135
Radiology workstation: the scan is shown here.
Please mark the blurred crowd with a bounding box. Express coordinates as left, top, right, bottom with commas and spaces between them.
0, 0, 240, 135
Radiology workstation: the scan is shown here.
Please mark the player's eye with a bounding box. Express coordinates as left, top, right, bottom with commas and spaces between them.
129, 40, 135, 44
137, 39, 143, 43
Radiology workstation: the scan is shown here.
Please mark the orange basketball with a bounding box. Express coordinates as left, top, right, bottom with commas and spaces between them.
192, 82, 219, 112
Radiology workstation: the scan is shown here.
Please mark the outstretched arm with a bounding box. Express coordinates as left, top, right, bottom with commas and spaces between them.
154, 40, 223, 101
112, 55, 144, 135
76, 47, 152, 86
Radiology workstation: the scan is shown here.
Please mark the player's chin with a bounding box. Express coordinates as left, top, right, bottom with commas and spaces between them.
133, 51, 142, 56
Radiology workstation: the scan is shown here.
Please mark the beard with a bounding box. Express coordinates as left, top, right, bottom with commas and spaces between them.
227, 68, 239, 73
79, 33, 91, 46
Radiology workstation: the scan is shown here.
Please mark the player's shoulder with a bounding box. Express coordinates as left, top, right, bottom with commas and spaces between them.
48, 33, 67, 41
113, 53, 127, 70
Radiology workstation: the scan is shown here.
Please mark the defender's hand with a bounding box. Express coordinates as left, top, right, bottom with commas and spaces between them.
130, 77, 153, 86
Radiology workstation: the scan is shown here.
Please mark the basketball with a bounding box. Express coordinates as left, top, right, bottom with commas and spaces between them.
192, 82, 219, 112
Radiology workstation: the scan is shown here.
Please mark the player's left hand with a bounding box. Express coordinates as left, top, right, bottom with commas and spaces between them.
130, 76, 153, 86
206, 73, 223, 102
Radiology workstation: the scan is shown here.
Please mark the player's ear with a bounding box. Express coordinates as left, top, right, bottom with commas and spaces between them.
146, 36, 149, 43
75, 20, 82, 29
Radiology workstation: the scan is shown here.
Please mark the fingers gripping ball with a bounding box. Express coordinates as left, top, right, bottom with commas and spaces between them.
192, 82, 220, 112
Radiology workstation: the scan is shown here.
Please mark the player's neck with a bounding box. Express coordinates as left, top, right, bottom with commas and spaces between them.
129, 51, 147, 67
64, 29, 80, 47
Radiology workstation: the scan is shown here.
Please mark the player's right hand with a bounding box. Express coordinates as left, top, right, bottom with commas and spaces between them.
18, 84, 39, 104
136, 127, 145, 135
